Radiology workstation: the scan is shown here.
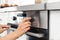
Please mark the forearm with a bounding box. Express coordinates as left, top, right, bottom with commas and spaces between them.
0, 37, 16, 40
0, 30, 21, 40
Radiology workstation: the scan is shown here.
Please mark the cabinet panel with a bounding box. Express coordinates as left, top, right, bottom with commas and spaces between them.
50, 11, 60, 40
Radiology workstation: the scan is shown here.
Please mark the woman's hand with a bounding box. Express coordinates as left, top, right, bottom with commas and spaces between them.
15, 17, 31, 37
0, 24, 10, 33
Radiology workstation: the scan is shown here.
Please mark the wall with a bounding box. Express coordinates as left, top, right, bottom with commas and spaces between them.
47, 0, 60, 3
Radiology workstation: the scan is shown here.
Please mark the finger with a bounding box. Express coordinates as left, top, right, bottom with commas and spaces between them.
22, 17, 31, 22
23, 21, 31, 25
22, 24, 31, 29
2, 25, 10, 28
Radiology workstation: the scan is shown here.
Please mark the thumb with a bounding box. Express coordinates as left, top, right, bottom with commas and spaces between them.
2, 28, 7, 31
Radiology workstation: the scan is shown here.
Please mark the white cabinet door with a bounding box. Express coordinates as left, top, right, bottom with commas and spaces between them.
50, 11, 60, 40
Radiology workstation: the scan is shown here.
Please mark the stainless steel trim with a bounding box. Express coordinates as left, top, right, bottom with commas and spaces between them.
26, 32, 44, 38
17, 3, 45, 11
